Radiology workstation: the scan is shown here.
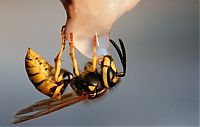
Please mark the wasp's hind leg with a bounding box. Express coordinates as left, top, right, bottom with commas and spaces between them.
68, 32, 80, 76
54, 25, 66, 82
51, 25, 73, 99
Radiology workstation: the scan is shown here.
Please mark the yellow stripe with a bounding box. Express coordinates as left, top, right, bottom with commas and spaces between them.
97, 88, 107, 95
88, 86, 96, 91
37, 81, 57, 94
30, 73, 47, 83
111, 61, 117, 72
103, 57, 110, 66
52, 84, 65, 99
69, 74, 73, 80
26, 66, 40, 74
112, 76, 119, 83
103, 66, 109, 88
57, 75, 64, 83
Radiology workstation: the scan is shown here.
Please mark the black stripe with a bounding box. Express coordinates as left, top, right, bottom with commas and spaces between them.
101, 56, 111, 88
47, 86, 57, 97
63, 71, 73, 79
28, 72, 40, 77
33, 79, 45, 88
25, 57, 32, 61
104, 55, 113, 62
107, 67, 117, 88
25, 61, 30, 65
110, 69, 115, 81
60, 83, 68, 95
25, 64, 35, 68
106, 68, 111, 86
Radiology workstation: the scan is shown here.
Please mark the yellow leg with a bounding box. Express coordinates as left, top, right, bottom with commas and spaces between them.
92, 34, 98, 72
54, 26, 66, 82
68, 32, 80, 76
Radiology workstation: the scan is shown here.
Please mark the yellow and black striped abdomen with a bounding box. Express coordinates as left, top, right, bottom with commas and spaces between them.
101, 55, 119, 88
25, 48, 67, 99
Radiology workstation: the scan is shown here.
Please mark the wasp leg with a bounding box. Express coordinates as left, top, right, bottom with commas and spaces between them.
91, 34, 98, 72
109, 39, 126, 77
68, 32, 80, 76
54, 26, 66, 82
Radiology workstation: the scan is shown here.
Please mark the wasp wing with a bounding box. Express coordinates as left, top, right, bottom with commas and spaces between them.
14, 92, 76, 116
12, 92, 87, 124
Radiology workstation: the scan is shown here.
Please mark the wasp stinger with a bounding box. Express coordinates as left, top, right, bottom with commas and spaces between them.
12, 26, 126, 124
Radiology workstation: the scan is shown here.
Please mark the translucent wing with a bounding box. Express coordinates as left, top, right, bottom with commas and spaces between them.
12, 92, 87, 124
60, 0, 141, 58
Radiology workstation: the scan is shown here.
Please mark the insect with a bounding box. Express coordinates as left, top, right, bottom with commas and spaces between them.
12, 26, 126, 124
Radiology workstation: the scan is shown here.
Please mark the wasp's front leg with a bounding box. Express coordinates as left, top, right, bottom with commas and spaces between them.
54, 26, 66, 82
83, 34, 98, 73
92, 34, 98, 72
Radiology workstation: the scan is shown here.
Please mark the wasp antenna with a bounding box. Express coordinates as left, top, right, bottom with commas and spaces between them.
109, 39, 126, 77
118, 39, 126, 75
118, 39, 126, 59
109, 39, 123, 60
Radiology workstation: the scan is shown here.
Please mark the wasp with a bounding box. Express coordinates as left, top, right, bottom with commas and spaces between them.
12, 26, 126, 124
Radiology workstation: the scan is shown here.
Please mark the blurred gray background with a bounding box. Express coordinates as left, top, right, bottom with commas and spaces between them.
0, 0, 198, 126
